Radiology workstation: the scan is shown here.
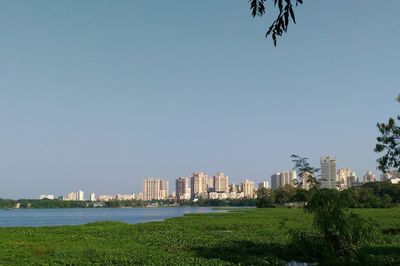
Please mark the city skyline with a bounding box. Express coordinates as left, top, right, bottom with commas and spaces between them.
35, 158, 391, 201
1, 1, 399, 198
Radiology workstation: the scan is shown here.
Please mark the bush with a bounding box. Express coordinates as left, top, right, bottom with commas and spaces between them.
290, 189, 376, 263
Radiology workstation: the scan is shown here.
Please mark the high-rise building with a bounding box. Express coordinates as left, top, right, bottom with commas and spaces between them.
258, 180, 270, 189
143, 178, 169, 201
241, 180, 256, 198
363, 171, 376, 183
213, 172, 229, 193
347, 172, 358, 188
320, 156, 337, 189
270, 171, 296, 190
77, 190, 84, 201
337, 168, 352, 187
207, 177, 214, 191
159, 179, 169, 199
98, 194, 114, 201
381, 170, 400, 181
90, 193, 96, 201
191, 172, 208, 198
64, 190, 84, 201
176, 177, 191, 200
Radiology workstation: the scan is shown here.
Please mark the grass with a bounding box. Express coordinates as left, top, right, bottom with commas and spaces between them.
0, 208, 399, 265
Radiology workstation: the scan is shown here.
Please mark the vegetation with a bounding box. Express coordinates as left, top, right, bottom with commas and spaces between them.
0, 208, 399, 265
375, 96, 400, 173
250, 0, 303, 46
290, 189, 375, 263
255, 181, 400, 208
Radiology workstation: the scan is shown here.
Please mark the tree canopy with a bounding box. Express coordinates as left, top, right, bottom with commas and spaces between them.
375, 95, 400, 173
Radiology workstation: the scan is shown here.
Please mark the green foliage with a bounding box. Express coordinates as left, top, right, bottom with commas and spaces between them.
375, 95, 400, 173
256, 187, 275, 207
302, 189, 375, 261
291, 154, 320, 189
0, 208, 399, 265
375, 116, 400, 173
274, 185, 297, 204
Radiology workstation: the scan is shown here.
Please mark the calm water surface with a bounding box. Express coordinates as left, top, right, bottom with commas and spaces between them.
0, 207, 224, 227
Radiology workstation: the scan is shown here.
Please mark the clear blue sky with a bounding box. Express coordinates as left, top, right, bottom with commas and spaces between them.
1, 1, 399, 199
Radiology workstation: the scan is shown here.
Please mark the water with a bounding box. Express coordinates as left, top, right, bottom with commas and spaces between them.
0, 207, 224, 227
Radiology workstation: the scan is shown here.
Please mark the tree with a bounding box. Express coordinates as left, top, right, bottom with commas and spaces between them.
375, 95, 400, 173
304, 189, 374, 258
256, 187, 275, 207
250, 0, 303, 46
275, 184, 296, 204
291, 154, 320, 189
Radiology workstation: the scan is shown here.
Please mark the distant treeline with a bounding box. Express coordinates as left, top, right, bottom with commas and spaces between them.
0, 199, 158, 209
0, 198, 256, 209
1, 181, 398, 209
257, 180, 400, 208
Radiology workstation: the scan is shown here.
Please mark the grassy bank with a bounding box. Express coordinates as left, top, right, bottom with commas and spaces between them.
0, 208, 399, 265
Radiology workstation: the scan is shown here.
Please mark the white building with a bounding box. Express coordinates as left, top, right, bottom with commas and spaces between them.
176, 177, 191, 201
39, 194, 54, 200
116, 194, 135, 200
77, 190, 84, 201
337, 168, 352, 188
98, 194, 115, 201
271, 171, 296, 190
241, 180, 256, 198
191, 172, 208, 198
142, 178, 169, 201
258, 181, 270, 189
213, 172, 229, 193
390, 177, 400, 184
363, 171, 376, 183
347, 172, 358, 188
90, 193, 96, 201
65, 192, 77, 201
320, 156, 337, 189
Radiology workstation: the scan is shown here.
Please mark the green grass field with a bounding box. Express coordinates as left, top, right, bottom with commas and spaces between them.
0, 208, 399, 265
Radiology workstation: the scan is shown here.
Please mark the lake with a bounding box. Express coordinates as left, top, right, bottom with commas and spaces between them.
0, 207, 224, 227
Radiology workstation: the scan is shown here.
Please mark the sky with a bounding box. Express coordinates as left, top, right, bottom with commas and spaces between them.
0, 1, 399, 199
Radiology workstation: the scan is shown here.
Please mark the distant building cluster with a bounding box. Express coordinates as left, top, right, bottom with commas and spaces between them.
39, 155, 400, 202
64, 190, 85, 201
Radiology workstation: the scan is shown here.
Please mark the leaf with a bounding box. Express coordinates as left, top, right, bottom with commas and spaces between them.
289, 5, 296, 24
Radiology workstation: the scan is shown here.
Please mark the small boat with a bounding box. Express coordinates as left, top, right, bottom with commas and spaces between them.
4, 208, 14, 211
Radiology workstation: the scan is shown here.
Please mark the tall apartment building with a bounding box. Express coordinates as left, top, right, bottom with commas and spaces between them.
381, 170, 400, 181
347, 172, 358, 188
89, 193, 96, 201
77, 190, 84, 201
159, 179, 169, 199
213, 172, 229, 193
337, 168, 352, 184
270, 171, 296, 190
64, 190, 84, 201
207, 177, 214, 191
142, 178, 169, 201
191, 172, 208, 198
241, 180, 256, 198
258, 180, 270, 189
320, 156, 337, 189
363, 171, 376, 183
176, 177, 191, 200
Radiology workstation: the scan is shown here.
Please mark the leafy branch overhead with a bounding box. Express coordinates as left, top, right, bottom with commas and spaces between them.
250, 0, 303, 46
